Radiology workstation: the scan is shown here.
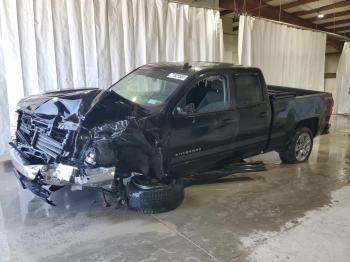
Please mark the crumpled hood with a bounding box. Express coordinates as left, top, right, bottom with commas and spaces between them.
17, 88, 106, 123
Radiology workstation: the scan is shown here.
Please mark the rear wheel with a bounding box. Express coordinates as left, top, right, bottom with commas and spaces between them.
279, 126, 313, 164
127, 176, 184, 214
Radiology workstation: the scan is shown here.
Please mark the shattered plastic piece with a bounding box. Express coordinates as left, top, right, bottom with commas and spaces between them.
74, 175, 88, 185
55, 164, 76, 182
85, 152, 97, 166
14, 169, 55, 205
93, 120, 129, 140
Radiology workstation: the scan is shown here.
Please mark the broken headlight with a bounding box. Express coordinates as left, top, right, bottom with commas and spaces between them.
85, 152, 97, 166
83, 120, 129, 168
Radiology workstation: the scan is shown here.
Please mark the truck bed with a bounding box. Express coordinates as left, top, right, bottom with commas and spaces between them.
266, 84, 332, 151
267, 85, 325, 100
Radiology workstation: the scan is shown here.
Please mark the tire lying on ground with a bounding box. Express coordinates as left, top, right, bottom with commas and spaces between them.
127, 177, 184, 214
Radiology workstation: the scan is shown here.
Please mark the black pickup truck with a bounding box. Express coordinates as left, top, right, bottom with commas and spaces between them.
10, 62, 333, 212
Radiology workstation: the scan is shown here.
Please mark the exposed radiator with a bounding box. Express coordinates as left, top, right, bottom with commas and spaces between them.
35, 133, 65, 159
16, 113, 71, 163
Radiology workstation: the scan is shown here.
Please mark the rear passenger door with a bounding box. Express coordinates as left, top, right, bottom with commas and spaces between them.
232, 71, 271, 154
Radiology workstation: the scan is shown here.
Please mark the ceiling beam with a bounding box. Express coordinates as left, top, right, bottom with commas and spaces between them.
219, 0, 344, 50
309, 10, 350, 22
282, 0, 319, 10
321, 19, 350, 28
326, 51, 342, 55
334, 25, 350, 32
220, 10, 234, 16
293, 1, 350, 17
220, 0, 316, 27
325, 73, 336, 79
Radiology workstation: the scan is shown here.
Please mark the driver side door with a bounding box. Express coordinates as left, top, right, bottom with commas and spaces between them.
168, 72, 239, 174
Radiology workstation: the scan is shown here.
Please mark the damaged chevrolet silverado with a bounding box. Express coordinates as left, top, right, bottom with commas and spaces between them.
10, 62, 333, 213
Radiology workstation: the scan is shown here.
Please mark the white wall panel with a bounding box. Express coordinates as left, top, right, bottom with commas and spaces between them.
81, 0, 98, 88
238, 16, 326, 91
0, 0, 222, 155
17, 0, 40, 96
336, 42, 350, 115
33, 0, 58, 92
0, 0, 25, 144
51, 0, 74, 90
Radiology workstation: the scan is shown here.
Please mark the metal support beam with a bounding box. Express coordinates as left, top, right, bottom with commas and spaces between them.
321, 19, 350, 28
325, 73, 336, 79
309, 10, 350, 22
282, 0, 319, 10
220, 10, 234, 16
293, 1, 350, 17
335, 25, 350, 33
219, 0, 345, 50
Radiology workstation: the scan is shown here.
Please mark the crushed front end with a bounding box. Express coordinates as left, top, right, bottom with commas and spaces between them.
10, 65, 184, 207
9, 88, 152, 205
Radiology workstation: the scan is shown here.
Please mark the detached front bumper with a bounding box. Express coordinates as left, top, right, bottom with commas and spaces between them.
10, 148, 116, 189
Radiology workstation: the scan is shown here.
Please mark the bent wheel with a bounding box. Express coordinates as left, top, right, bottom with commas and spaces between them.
127, 177, 184, 214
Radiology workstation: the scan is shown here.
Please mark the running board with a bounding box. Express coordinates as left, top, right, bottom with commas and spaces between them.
183, 160, 266, 187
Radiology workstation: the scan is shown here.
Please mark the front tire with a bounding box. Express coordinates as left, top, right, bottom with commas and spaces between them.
279, 126, 313, 164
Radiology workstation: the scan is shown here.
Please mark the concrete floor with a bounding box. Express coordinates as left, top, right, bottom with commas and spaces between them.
1, 115, 350, 262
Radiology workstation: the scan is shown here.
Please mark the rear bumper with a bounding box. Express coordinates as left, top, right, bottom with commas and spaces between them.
9, 148, 115, 188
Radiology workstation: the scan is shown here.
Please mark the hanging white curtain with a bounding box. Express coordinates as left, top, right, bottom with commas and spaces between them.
238, 15, 326, 91
336, 42, 350, 115
0, 0, 222, 155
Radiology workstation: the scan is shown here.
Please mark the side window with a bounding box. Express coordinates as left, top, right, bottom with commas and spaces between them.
233, 74, 263, 107
178, 75, 230, 114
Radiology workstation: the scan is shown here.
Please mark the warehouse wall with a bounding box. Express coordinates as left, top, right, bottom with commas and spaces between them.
325, 53, 340, 102
0, 0, 223, 155
222, 17, 238, 64
221, 16, 342, 96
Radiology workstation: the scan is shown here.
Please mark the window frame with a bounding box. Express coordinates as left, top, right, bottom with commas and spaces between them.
173, 72, 232, 116
232, 72, 264, 109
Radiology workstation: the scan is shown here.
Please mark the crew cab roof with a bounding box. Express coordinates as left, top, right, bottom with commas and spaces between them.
140, 62, 255, 77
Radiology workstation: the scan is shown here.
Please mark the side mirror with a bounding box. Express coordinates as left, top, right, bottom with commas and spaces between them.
175, 103, 195, 117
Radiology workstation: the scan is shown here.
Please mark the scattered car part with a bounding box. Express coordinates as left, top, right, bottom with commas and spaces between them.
14, 169, 55, 206
127, 176, 184, 214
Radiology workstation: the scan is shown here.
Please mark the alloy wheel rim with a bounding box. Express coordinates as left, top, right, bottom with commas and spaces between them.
295, 132, 312, 161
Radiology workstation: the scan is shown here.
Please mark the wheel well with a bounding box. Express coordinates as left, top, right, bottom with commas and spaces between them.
297, 117, 319, 136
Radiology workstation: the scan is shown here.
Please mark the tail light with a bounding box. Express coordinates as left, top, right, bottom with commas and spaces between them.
326, 97, 334, 119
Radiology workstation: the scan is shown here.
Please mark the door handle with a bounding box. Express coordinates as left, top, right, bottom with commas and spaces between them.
218, 118, 236, 127
188, 115, 196, 124
259, 112, 267, 118
222, 118, 235, 124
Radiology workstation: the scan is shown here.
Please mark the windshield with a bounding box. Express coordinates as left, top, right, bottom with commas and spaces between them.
110, 69, 182, 110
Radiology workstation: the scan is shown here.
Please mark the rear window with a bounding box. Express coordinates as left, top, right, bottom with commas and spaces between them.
233, 74, 263, 107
